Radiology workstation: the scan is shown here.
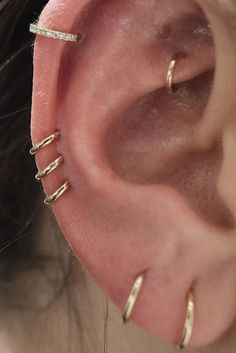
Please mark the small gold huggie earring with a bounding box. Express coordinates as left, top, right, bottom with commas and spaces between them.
30, 131, 70, 205
177, 290, 195, 349
122, 274, 144, 323
35, 155, 64, 181
29, 22, 80, 42
166, 57, 178, 93
30, 131, 60, 155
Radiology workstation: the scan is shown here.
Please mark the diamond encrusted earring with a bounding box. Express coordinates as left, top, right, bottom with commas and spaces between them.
29, 22, 80, 42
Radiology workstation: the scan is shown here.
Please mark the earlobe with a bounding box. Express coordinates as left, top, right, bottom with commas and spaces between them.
31, 0, 236, 348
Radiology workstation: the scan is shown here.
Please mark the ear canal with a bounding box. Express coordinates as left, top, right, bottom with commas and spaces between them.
31, 0, 236, 349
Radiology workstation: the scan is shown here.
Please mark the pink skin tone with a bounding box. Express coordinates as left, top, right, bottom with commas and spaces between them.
31, 0, 236, 348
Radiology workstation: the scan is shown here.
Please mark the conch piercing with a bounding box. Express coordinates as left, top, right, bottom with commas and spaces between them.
29, 22, 79, 42
30, 131, 70, 205
122, 274, 144, 323
166, 57, 178, 93
122, 274, 194, 349
177, 290, 195, 349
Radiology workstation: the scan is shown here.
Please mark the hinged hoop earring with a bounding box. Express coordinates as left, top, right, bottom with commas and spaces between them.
177, 290, 195, 349
122, 274, 144, 323
166, 58, 178, 93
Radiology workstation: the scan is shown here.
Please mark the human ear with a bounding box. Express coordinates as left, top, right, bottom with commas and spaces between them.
30, 0, 236, 348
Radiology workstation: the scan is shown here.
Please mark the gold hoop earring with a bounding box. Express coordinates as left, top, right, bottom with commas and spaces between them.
35, 155, 64, 181
177, 290, 195, 349
166, 58, 178, 93
122, 274, 144, 323
30, 131, 60, 155
29, 23, 79, 42
44, 181, 70, 206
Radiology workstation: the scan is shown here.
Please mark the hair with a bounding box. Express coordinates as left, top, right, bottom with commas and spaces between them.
0, 0, 78, 309
0, 3, 108, 352
0, 0, 48, 287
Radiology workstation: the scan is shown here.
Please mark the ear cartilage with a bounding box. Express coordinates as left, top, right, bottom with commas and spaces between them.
35, 155, 64, 181
44, 181, 70, 206
30, 131, 60, 155
29, 23, 79, 42
176, 290, 195, 350
122, 274, 144, 323
166, 58, 178, 93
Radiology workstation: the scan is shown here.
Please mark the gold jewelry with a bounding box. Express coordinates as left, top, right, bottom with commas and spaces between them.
166, 58, 177, 93
30, 131, 60, 155
29, 23, 79, 42
44, 181, 70, 206
177, 290, 195, 349
35, 155, 64, 181
122, 274, 144, 323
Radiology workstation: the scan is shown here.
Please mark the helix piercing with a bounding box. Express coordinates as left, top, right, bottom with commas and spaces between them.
44, 181, 70, 206
166, 58, 178, 93
177, 290, 195, 349
35, 155, 64, 181
122, 274, 144, 323
29, 23, 79, 42
30, 131, 60, 155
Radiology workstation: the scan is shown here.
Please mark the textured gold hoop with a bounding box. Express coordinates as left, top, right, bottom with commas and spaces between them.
30, 131, 60, 155
35, 155, 64, 181
177, 290, 195, 349
166, 58, 177, 93
122, 275, 144, 323
44, 181, 70, 206
29, 23, 79, 42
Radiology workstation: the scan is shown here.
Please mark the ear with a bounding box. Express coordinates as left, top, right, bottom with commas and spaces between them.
31, 0, 236, 347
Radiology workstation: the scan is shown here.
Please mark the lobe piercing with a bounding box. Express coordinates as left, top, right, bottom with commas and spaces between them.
29, 23, 79, 42
44, 181, 70, 206
122, 274, 144, 323
35, 155, 64, 181
30, 131, 60, 155
166, 58, 178, 93
177, 290, 195, 349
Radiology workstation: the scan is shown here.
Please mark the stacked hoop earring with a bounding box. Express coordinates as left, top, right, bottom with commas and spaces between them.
122, 274, 195, 350
30, 131, 70, 206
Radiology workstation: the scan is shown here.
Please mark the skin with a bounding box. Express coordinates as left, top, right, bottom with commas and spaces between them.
4, 0, 234, 352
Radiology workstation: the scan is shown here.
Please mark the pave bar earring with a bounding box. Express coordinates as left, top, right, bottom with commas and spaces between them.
29, 22, 80, 42
122, 274, 195, 350
30, 131, 70, 206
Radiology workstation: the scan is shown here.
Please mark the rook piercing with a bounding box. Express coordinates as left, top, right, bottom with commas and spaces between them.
44, 181, 70, 206
122, 274, 144, 323
166, 58, 178, 93
30, 131, 60, 155
177, 290, 195, 349
35, 155, 64, 181
29, 23, 79, 42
